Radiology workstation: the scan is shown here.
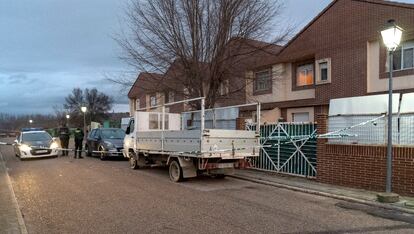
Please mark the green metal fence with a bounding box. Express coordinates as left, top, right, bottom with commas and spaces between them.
248, 122, 317, 178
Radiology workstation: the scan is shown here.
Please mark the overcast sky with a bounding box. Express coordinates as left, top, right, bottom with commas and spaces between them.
0, 0, 411, 114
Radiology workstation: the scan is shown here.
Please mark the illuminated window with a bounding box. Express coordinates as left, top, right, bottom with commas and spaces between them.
296, 64, 314, 86
254, 70, 271, 92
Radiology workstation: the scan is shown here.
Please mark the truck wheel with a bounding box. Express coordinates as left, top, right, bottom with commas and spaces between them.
169, 160, 183, 182
129, 151, 139, 170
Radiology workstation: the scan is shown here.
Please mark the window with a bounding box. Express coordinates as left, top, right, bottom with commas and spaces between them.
149, 113, 159, 129
148, 113, 169, 130
135, 99, 140, 110
292, 112, 310, 122
254, 70, 271, 92
296, 64, 314, 86
89, 129, 96, 138
315, 58, 331, 84
150, 94, 157, 107
320, 62, 328, 81
165, 91, 174, 103
220, 79, 229, 96
391, 41, 414, 71
168, 91, 174, 103
128, 119, 135, 133
22, 132, 52, 142
100, 129, 125, 139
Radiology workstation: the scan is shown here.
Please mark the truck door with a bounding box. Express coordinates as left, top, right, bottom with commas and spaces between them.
123, 119, 135, 156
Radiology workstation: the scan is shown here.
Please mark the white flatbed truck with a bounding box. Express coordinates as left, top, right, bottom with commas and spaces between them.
123, 97, 260, 182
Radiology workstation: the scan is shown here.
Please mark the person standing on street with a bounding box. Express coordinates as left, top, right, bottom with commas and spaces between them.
74, 127, 84, 159
58, 124, 70, 156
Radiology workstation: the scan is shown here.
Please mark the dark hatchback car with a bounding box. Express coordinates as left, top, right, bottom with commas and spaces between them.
85, 128, 125, 160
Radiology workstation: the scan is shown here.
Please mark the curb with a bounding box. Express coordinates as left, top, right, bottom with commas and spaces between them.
230, 174, 414, 215
0, 150, 28, 234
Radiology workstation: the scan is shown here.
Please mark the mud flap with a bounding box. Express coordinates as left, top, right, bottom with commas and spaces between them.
177, 157, 197, 178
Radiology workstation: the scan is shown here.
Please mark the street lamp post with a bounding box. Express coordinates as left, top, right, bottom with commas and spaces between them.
81, 107, 87, 134
380, 19, 403, 195
29, 119, 33, 125
66, 114, 70, 127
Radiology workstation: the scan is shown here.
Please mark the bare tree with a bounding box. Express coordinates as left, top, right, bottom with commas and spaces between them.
64, 88, 114, 124
113, 0, 290, 108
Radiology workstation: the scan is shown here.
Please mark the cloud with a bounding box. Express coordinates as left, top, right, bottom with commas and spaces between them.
7, 74, 37, 84
0, 70, 129, 114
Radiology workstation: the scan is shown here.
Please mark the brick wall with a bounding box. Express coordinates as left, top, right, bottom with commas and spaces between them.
316, 114, 414, 196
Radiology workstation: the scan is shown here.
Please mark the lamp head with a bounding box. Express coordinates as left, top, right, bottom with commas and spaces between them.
381, 19, 403, 52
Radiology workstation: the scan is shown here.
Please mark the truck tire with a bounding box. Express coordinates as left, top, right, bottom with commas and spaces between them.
169, 160, 183, 182
129, 151, 139, 170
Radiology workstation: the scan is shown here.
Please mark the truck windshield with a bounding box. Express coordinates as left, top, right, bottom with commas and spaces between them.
101, 129, 125, 139
22, 132, 52, 142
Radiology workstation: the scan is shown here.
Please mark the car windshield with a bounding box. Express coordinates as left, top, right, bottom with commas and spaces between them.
22, 132, 52, 142
100, 129, 125, 139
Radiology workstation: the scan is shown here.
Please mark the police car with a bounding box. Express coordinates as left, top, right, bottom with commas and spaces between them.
13, 128, 60, 159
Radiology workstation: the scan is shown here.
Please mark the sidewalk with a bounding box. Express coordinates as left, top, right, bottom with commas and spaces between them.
0, 150, 27, 234
232, 169, 414, 214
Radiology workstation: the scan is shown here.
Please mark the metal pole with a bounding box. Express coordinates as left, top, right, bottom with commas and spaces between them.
200, 98, 205, 134
256, 103, 261, 135
212, 109, 216, 129
386, 50, 393, 193
161, 105, 165, 152
83, 112, 86, 136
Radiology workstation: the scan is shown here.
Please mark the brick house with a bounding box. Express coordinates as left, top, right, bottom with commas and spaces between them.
246, 0, 414, 123
128, 38, 280, 115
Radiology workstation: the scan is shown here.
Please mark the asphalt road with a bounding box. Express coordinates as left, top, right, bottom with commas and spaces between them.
1, 138, 414, 233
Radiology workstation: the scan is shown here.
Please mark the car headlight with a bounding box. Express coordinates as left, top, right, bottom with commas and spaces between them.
50, 142, 59, 149
19, 144, 32, 151
104, 141, 114, 149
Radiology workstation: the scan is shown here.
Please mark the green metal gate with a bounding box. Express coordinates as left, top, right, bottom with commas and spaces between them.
247, 122, 317, 178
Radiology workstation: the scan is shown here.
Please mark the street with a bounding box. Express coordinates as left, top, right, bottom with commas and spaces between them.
0, 139, 413, 233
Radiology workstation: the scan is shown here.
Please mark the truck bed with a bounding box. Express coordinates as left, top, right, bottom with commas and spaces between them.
136, 129, 258, 159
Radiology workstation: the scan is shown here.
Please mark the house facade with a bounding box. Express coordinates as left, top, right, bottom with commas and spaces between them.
128, 38, 280, 115
246, 0, 414, 123
128, 0, 414, 124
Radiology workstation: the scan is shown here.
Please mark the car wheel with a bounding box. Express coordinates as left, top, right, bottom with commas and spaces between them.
99, 146, 106, 160
129, 151, 139, 169
169, 160, 183, 182
85, 144, 92, 157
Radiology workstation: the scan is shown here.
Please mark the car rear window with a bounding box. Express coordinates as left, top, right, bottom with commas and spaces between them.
100, 129, 125, 139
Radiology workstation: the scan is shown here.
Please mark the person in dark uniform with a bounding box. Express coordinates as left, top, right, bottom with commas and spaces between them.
58, 124, 70, 156
74, 127, 84, 159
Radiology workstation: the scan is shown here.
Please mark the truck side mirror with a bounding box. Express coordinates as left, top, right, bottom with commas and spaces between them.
125, 126, 130, 135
